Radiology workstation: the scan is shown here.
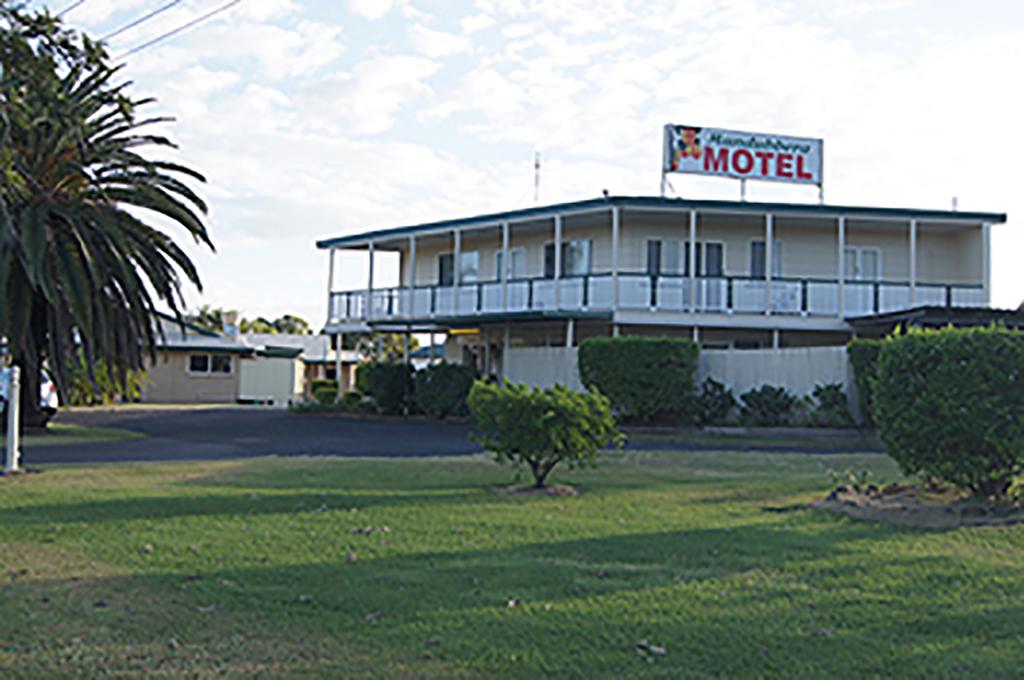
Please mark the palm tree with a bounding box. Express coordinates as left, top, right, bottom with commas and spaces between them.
0, 5, 213, 426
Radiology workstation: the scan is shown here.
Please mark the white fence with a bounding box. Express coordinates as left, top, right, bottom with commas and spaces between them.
504, 345, 859, 418
505, 347, 585, 392
697, 347, 852, 398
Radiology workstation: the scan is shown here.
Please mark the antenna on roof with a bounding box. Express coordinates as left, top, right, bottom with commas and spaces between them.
533, 151, 541, 204
952, 196, 959, 211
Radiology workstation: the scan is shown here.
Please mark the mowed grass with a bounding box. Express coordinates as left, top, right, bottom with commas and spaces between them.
10, 423, 145, 448
0, 451, 1021, 678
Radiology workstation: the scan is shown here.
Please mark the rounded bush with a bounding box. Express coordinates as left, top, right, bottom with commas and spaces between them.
414, 362, 477, 418
468, 380, 621, 488
873, 327, 1024, 498
355, 362, 413, 415
739, 385, 796, 426
578, 336, 699, 423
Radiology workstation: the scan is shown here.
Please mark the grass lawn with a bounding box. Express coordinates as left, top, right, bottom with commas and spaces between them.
3, 423, 144, 449
0, 451, 1021, 678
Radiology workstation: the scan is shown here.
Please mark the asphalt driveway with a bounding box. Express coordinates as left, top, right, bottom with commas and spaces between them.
21, 406, 883, 465
26, 407, 481, 464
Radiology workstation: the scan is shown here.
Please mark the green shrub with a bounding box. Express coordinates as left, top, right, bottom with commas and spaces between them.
66, 356, 146, 406
340, 390, 364, 411
414, 362, 477, 418
847, 338, 883, 425
577, 336, 699, 423
312, 384, 338, 405
740, 385, 796, 426
355, 362, 413, 415
467, 380, 622, 488
809, 383, 854, 428
873, 326, 1024, 499
696, 378, 737, 425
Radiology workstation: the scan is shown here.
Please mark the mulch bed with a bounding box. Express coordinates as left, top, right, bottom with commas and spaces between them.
812, 483, 1023, 528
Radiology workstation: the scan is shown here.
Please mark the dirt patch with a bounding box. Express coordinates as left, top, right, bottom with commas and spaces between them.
490, 483, 579, 497
812, 484, 1024, 529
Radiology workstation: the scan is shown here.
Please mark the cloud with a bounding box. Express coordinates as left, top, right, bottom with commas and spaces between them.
314, 55, 440, 135
460, 13, 495, 34
347, 0, 401, 20
409, 23, 472, 58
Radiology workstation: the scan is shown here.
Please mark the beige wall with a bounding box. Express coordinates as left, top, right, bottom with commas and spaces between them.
142, 351, 240, 403
239, 357, 303, 406
396, 213, 984, 287
304, 363, 356, 397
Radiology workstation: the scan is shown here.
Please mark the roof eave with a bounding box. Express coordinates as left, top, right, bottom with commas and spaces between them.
316, 195, 1007, 250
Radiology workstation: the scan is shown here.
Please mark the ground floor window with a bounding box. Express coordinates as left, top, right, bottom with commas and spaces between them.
188, 354, 232, 375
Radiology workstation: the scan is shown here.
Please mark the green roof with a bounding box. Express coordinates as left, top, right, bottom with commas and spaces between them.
316, 195, 1007, 249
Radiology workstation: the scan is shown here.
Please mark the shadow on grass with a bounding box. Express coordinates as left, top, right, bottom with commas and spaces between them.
4, 516, 1017, 677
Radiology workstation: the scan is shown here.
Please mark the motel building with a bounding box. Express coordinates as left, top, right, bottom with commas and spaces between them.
317, 128, 1007, 391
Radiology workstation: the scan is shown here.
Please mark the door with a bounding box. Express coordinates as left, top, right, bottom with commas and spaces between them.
845, 246, 881, 313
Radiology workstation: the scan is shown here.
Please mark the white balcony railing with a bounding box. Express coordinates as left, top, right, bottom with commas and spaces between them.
328, 273, 986, 325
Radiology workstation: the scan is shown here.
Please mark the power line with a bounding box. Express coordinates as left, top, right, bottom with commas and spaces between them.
56, 0, 86, 16
102, 0, 183, 42
115, 0, 241, 59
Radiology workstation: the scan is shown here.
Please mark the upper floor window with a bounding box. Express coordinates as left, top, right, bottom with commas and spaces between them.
646, 240, 681, 275
544, 240, 592, 278
844, 246, 881, 281
438, 252, 480, 286
750, 240, 783, 278
650, 241, 723, 276
496, 247, 527, 280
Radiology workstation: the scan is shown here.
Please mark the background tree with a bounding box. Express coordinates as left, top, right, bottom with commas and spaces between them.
185, 305, 232, 333
0, 4, 212, 427
343, 333, 419, 362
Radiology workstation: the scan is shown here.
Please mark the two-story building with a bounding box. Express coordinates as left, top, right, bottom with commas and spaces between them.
317, 195, 1004, 384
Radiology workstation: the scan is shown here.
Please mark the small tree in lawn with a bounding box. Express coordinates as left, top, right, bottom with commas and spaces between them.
467, 380, 621, 489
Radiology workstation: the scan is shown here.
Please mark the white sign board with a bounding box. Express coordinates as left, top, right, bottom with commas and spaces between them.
663, 125, 823, 186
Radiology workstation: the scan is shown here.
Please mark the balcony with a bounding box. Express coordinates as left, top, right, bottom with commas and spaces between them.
327, 273, 985, 325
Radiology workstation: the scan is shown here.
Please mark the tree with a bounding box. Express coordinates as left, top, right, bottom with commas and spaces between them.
0, 4, 212, 427
186, 305, 232, 333
344, 333, 419, 362
240, 313, 312, 335
467, 380, 622, 489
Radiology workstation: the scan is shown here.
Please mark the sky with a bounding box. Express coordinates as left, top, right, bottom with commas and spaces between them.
34, 0, 1024, 326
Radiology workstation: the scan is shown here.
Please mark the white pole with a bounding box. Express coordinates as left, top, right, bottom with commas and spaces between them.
335, 333, 343, 396
909, 219, 918, 306
408, 235, 417, 317
566, 318, 575, 348
502, 325, 511, 379
366, 242, 375, 320
764, 214, 774, 316
326, 248, 336, 322
982, 222, 992, 305
553, 215, 562, 309
501, 221, 510, 311
688, 210, 698, 313
837, 216, 846, 318
5, 366, 21, 474
611, 207, 621, 313
453, 229, 462, 315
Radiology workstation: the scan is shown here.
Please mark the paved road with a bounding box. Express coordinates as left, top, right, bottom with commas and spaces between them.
27, 407, 482, 464
23, 407, 882, 465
